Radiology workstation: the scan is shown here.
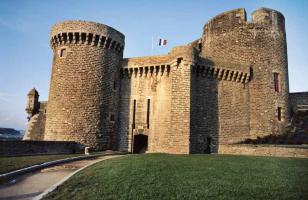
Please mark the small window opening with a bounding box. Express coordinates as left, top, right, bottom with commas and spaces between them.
110, 113, 115, 122
277, 107, 282, 121
113, 80, 117, 91
146, 99, 150, 129
177, 57, 183, 66
274, 73, 280, 93
60, 48, 66, 57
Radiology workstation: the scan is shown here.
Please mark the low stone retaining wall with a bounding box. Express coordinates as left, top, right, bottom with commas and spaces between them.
219, 144, 308, 158
0, 141, 84, 156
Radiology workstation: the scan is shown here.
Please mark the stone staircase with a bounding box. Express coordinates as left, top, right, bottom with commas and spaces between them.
23, 112, 46, 141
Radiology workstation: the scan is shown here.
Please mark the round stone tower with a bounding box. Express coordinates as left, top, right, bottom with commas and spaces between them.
200, 8, 289, 139
44, 20, 125, 150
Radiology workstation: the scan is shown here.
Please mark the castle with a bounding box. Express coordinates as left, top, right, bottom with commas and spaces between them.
24, 8, 293, 154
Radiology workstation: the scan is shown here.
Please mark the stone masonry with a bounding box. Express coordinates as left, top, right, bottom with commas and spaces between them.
24, 8, 306, 154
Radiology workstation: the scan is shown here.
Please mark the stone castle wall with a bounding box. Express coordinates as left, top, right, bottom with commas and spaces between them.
199, 8, 289, 152
118, 46, 196, 154
44, 21, 124, 150
290, 92, 308, 113
118, 54, 173, 152
219, 144, 308, 158
0, 141, 83, 156
25, 8, 297, 155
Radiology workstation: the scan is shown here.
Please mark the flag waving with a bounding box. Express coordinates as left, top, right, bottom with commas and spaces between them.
159, 38, 167, 46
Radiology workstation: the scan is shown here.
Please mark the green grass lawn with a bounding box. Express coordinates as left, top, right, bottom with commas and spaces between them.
44, 154, 308, 200
0, 154, 83, 174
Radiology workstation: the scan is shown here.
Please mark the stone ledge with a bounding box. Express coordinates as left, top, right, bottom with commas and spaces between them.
219, 144, 308, 158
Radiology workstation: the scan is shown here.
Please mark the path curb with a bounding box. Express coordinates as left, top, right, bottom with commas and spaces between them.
0, 152, 126, 183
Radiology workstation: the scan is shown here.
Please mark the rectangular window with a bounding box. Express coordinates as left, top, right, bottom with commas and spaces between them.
277, 107, 282, 121
132, 99, 136, 129
109, 113, 115, 122
274, 73, 280, 93
113, 80, 117, 91
60, 48, 66, 57
147, 99, 150, 129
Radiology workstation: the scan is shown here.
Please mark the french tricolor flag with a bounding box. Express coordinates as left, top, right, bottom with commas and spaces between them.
159, 38, 167, 46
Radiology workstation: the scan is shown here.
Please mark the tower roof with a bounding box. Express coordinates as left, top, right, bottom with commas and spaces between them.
28, 88, 39, 96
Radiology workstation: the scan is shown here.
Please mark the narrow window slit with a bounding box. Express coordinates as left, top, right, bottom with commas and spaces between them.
277, 107, 282, 121
147, 99, 150, 129
274, 72, 280, 93
132, 100, 136, 129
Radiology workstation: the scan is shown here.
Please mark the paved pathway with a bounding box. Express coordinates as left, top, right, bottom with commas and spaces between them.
0, 155, 122, 200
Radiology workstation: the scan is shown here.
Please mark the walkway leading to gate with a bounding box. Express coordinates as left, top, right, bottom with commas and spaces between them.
0, 154, 123, 200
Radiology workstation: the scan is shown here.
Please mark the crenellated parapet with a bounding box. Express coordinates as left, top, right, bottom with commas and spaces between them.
120, 42, 251, 84
50, 20, 124, 54
252, 8, 285, 31
120, 45, 199, 78
203, 8, 247, 38
202, 7, 286, 45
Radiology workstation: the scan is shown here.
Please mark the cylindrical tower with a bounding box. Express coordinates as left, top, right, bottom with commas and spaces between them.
44, 20, 125, 150
250, 8, 289, 135
200, 8, 289, 142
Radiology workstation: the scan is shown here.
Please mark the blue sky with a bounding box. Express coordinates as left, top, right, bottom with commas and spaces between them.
0, 0, 307, 130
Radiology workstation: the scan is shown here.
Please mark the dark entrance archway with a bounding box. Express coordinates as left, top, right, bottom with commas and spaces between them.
204, 136, 212, 154
133, 134, 148, 153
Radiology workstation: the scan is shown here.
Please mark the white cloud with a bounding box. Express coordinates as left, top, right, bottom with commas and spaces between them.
0, 113, 12, 127
0, 17, 33, 32
0, 92, 10, 102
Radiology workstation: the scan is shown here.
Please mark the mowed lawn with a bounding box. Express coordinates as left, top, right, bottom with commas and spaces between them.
0, 154, 83, 174
44, 154, 308, 200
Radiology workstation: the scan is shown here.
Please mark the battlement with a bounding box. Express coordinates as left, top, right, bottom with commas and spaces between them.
50, 20, 125, 54
252, 8, 284, 23
203, 8, 285, 40
122, 45, 198, 68
122, 55, 172, 67
203, 8, 246, 35
252, 8, 285, 31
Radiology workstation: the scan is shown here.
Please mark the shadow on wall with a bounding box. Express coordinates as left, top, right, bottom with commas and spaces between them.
117, 67, 132, 152
190, 58, 219, 153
